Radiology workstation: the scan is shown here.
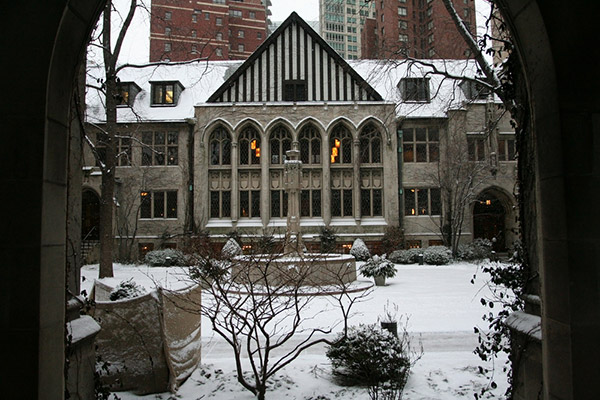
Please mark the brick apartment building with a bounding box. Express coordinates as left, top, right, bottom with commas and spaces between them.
150, 0, 271, 62
361, 0, 476, 59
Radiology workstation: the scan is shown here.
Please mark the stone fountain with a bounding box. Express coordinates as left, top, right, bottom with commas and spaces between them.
231, 150, 356, 287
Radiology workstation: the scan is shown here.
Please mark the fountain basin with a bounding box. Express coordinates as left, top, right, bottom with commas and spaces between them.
230, 253, 356, 287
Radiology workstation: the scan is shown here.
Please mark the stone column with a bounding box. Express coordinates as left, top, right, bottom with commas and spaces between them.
353, 139, 361, 223
284, 149, 303, 254
231, 142, 238, 223
323, 135, 332, 226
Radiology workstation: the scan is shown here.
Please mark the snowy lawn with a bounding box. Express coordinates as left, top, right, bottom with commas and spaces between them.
81, 261, 509, 399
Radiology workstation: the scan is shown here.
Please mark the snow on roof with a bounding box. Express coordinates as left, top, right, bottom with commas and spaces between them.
86, 58, 488, 124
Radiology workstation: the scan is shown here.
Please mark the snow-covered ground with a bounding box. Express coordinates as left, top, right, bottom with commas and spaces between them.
81, 261, 508, 399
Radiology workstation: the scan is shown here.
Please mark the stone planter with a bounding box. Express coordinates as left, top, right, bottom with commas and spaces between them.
374, 275, 386, 286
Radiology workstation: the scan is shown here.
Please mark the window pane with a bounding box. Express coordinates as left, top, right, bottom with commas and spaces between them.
429, 143, 439, 162
507, 139, 516, 160
271, 139, 280, 164
403, 144, 414, 162
222, 140, 231, 164
361, 189, 371, 216
343, 189, 353, 216
167, 147, 178, 165
140, 192, 151, 218
154, 191, 165, 218
300, 139, 309, 163
271, 191, 280, 217
251, 190, 260, 217
360, 137, 369, 163
428, 128, 439, 141
498, 139, 506, 161
155, 149, 165, 165
477, 139, 485, 161
403, 128, 414, 142
312, 140, 321, 163
240, 191, 249, 217
404, 189, 415, 215
416, 143, 427, 162
417, 189, 428, 215
222, 191, 231, 217
165, 84, 174, 103
210, 191, 220, 218
332, 189, 341, 217
415, 128, 426, 141
166, 191, 177, 218
155, 132, 165, 144
142, 146, 152, 166
342, 139, 352, 163
468, 139, 476, 161
301, 190, 310, 217
282, 191, 288, 217
240, 140, 249, 164
371, 138, 381, 163
167, 132, 178, 144
210, 141, 220, 165
142, 132, 153, 145
372, 189, 382, 216
312, 190, 321, 217
430, 188, 441, 215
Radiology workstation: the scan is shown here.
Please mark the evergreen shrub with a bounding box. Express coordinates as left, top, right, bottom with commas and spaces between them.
350, 238, 371, 261
144, 248, 188, 266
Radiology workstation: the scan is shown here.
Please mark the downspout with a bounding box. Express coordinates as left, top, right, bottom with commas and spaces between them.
185, 118, 196, 233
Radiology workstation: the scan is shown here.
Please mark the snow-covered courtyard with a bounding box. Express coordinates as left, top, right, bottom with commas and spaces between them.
81, 261, 509, 399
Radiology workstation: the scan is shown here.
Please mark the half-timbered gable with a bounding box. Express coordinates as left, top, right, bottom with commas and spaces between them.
207, 12, 382, 104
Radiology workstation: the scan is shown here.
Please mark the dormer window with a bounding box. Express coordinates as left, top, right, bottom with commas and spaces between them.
283, 80, 307, 101
116, 82, 141, 106
150, 81, 184, 106
460, 79, 491, 100
398, 78, 430, 102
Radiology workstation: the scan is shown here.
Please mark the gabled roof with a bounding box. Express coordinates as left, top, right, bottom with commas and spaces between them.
207, 12, 383, 103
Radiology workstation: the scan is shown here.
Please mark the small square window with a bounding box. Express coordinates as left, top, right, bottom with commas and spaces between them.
150, 81, 183, 106
216, 17, 222, 26
238, 44, 245, 52
249, 11, 256, 19
165, 11, 172, 20
216, 47, 223, 57
165, 27, 171, 36
238, 30, 244, 38
164, 42, 171, 52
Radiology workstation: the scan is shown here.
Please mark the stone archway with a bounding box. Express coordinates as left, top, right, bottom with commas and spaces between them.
473, 191, 507, 251
82, 189, 101, 240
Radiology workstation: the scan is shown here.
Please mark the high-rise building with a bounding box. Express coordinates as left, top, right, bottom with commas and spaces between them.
150, 0, 271, 62
319, 0, 376, 59
361, 0, 476, 59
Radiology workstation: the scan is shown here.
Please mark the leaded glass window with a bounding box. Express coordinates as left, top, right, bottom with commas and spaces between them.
359, 124, 381, 164
139, 190, 177, 219
299, 125, 321, 164
329, 125, 352, 164
331, 170, 353, 217
360, 169, 383, 216
142, 131, 178, 166
270, 170, 288, 218
300, 170, 322, 217
209, 127, 231, 165
239, 171, 260, 218
209, 171, 231, 218
239, 126, 261, 165
269, 126, 292, 164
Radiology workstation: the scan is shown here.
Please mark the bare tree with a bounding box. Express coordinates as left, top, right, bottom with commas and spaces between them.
85, 0, 209, 277
176, 238, 370, 400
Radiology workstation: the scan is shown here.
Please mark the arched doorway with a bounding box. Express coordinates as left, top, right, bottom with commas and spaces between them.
82, 189, 100, 240
473, 191, 506, 251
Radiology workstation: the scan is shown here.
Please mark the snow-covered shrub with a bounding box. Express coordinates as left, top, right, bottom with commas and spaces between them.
319, 226, 337, 253
457, 238, 493, 261
221, 238, 242, 259
326, 324, 412, 391
360, 255, 397, 278
109, 279, 146, 301
423, 246, 452, 265
388, 248, 421, 264
350, 238, 370, 261
144, 248, 188, 266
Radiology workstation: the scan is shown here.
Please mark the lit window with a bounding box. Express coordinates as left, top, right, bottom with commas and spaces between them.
116, 82, 141, 106
150, 81, 183, 106
191, 29, 197, 38
404, 188, 441, 216
238, 30, 244, 38
140, 190, 177, 219
398, 78, 430, 102
192, 14, 197, 23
